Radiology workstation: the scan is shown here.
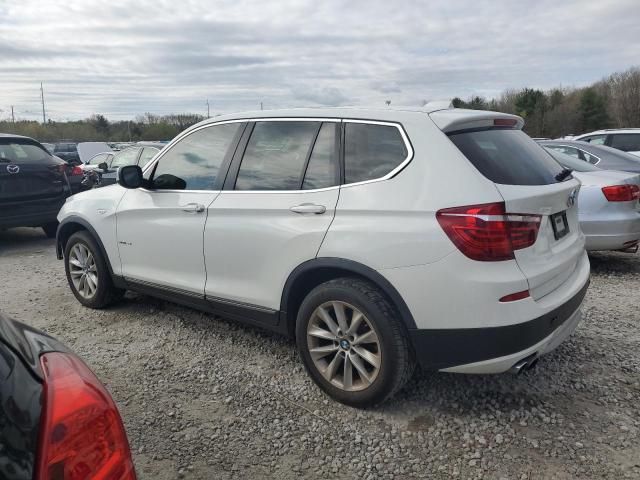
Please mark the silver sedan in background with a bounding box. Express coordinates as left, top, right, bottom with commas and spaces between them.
546, 149, 640, 253
539, 139, 640, 173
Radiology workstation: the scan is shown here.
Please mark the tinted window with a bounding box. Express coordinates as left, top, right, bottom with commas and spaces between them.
110, 147, 140, 168
344, 123, 407, 184
450, 129, 564, 185
302, 123, 338, 190
54, 143, 77, 153
545, 148, 600, 172
0, 139, 50, 163
236, 121, 319, 190
152, 123, 240, 190
610, 134, 640, 152
138, 147, 158, 167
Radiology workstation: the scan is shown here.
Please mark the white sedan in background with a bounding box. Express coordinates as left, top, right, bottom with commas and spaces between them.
546, 148, 640, 253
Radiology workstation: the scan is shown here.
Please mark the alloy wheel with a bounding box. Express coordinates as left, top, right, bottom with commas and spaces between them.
306, 301, 381, 392
68, 243, 98, 299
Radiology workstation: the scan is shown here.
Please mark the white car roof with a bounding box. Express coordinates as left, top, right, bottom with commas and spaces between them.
575, 128, 640, 138
188, 102, 523, 134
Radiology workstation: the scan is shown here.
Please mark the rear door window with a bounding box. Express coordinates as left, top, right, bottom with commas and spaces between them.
610, 134, 640, 152
449, 129, 564, 185
235, 121, 320, 190
344, 123, 408, 184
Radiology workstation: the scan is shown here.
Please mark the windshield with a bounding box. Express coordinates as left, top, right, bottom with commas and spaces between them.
449, 129, 564, 185
0, 139, 51, 163
111, 147, 140, 168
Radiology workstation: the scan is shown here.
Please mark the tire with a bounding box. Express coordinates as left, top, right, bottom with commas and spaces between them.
42, 222, 58, 238
296, 278, 415, 407
64, 231, 125, 308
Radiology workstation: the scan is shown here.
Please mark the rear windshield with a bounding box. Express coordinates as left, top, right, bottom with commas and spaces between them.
449, 129, 564, 185
0, 139, 51, 163
54, 143, 77, 153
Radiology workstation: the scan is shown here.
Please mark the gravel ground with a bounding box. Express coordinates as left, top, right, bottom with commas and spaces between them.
1, 227, 639, 480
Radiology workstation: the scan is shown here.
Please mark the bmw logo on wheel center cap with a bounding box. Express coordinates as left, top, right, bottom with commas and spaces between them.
340, 339, 350, 350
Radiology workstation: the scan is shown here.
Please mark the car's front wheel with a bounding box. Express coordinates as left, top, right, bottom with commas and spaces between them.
296, 278, 415, 407
64, 231, 124, 308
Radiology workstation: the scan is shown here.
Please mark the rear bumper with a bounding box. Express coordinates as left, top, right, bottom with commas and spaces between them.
0, 198, 65, 229
408, 278, 589, 372
580, 215, 640, 251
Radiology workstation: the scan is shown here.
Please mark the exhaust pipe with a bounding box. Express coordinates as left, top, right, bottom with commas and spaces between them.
618, 240, 639, 254
509, 353, 538, 375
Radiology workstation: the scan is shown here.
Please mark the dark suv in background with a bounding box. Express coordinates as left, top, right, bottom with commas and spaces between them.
53, 142, 80, 164
0, 134, 72, 237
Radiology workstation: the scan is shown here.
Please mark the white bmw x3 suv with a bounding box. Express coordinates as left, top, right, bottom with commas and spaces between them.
56, 104, 590, 407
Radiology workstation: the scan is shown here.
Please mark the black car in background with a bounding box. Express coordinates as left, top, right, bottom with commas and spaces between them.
0, 312, 136, 479
53, 142, 80, 165
0, 134, 72, 237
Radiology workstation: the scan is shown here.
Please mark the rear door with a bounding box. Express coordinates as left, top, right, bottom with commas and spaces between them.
449, 128, 584, 299
203, 120, 340, 315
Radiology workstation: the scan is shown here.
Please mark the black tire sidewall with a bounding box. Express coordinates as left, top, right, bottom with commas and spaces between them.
64, 231, 114, 308
296, 280, 405, 407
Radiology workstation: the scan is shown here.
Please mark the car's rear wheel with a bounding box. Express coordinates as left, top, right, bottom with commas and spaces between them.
42, 222, 58, 238
296, 278, 415, 407
64, 231, 124, 308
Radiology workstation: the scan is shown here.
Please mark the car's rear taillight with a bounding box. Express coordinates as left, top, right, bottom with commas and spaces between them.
69, 165, 84, 176
601, 184, 640, 202
36, 352, 136, 480
436, 202, 541, 261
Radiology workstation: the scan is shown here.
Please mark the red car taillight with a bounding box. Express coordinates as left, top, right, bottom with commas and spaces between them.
36, 352, 136, 480
436, 202, 541, 261
69, 165, 84, 176
601, 184, 640, 202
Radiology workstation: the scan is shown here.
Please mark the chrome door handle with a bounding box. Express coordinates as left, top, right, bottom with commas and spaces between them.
290, 203, 326, 214
181, 203, 205, 213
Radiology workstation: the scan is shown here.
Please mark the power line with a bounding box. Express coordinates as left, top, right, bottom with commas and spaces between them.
40, 82, 46, 123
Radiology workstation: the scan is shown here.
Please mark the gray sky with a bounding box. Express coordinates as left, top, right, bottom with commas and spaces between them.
1, 0, 639, 121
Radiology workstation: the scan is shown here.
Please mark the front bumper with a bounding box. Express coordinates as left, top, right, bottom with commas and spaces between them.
408, 279, 589, 372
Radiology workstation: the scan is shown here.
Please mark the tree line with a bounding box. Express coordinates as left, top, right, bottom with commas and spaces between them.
1, 66, 638, 143
0, 113, 206, 143
452, 66, 640, 138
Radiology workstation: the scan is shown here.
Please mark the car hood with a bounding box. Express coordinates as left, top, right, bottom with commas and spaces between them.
0, 312, 70, 379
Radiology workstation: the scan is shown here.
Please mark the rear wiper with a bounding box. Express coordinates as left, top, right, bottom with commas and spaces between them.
555, 168, 573, 182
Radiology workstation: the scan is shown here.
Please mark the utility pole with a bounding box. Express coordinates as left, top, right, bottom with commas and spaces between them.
206, 99, 210, 118
40, 82, 47, 123
260, 102, 263, 111
11, 106, 15, 124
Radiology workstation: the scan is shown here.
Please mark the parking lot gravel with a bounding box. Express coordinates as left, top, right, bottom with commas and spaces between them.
1, 227, 639, 479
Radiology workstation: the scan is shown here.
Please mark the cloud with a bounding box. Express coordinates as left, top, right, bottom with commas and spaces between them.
0, 0, 638, 121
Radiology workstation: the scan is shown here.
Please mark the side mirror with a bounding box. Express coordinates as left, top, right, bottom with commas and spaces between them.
98, 162, 108, 172
117, 165, 143, 189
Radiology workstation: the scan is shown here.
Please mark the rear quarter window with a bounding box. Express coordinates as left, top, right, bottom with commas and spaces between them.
449, 129, 564, 185
344, 123, 408, 184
